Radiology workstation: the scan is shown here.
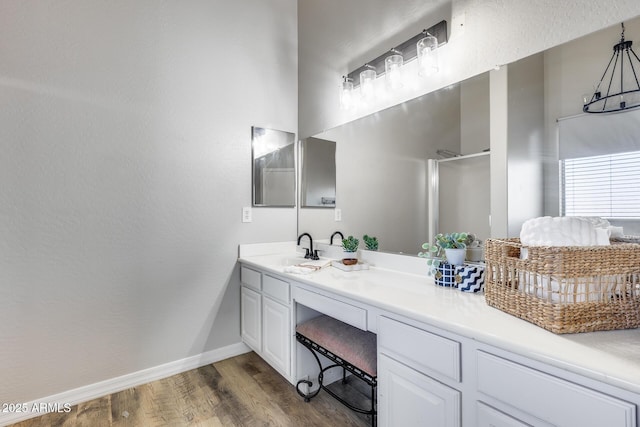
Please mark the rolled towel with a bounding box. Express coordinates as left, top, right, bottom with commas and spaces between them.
520, 216, 611, 247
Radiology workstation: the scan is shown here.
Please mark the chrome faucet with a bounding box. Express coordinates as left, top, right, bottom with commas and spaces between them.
330, 231, 344, 245
297, 233, 319, 260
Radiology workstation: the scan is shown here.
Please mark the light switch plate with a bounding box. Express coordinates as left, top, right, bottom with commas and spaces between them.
334, 208, 342, 222
242, 207, 252, 223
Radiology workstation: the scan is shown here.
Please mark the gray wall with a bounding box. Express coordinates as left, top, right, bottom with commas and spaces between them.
0, 0, 297, 404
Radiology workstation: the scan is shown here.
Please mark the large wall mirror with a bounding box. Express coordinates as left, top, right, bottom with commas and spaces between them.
298, 72, 491, 254
252, 126, 296, 207
297, 15, 640, 254
300, 137, 336, 207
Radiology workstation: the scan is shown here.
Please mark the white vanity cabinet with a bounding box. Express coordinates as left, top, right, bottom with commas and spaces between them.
378, 316, 461, 427
475, 350, 636, 427
238, 247, 640, 427
377, 315, 637, 427
240, 265, 292, 379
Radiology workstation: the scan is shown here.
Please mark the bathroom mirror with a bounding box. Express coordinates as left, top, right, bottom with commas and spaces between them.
252, 126, 296, 207
298, 72, 491, 254
298, 16, 640, 254
300, 137, 336, 207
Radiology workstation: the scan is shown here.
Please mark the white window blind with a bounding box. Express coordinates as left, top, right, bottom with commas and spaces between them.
561, 151, 640, 218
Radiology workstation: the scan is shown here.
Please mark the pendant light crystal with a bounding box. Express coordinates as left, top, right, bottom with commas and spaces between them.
385, 50, 404, 90
360, 65, 377, 103
339, 76, 354, 110
417, 31, 439, 76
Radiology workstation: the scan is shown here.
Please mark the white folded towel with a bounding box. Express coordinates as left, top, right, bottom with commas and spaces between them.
520, 216, 611, 247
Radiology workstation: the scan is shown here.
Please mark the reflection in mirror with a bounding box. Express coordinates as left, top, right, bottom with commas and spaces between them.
544, 15, 640, 235
252, 126, 296, 207
300, 137, 336, 207
298, 73, 491, 255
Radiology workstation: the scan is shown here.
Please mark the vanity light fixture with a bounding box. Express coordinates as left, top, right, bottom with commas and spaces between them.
584, 23, 640, 113
339, 76, 354, 110
417, 30, 440, 76
338, 20, 447, 108
385, 49, 404, 89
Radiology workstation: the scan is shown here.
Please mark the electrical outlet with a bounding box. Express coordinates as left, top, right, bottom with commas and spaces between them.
242, 207, 252, 223
334, 208, 342, 221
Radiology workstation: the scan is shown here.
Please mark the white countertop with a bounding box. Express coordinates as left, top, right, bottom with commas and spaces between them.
238, 245, 640, 396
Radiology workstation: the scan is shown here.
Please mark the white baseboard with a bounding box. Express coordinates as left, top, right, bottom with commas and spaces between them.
0, 342, 251, 426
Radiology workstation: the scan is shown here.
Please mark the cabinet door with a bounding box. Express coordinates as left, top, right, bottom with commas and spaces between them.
241, 286, 261, 352
262, 296, 291, 377
378, 354, 460, 427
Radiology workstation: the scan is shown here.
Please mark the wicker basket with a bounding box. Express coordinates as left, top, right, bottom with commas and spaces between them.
484, 238, 640, 334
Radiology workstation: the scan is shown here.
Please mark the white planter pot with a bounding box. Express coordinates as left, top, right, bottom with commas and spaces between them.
444, 248, 466, 266
342, 250, 358, 265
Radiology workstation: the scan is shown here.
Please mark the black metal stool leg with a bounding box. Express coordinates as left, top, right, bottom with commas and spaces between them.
295, 332, 377, 424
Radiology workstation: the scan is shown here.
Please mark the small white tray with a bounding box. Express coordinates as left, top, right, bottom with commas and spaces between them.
330, 260, 370, 271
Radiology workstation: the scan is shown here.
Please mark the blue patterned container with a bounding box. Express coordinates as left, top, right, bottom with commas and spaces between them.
434, 262, 457, 287
456, 264, 485, 292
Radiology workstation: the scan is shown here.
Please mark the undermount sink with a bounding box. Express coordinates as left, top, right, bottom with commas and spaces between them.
251, 254, 331, 273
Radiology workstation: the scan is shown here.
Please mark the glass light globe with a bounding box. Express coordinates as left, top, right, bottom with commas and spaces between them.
360, 68, 377, 103
417, 33, 439, 76
385, 52, 404, 89
339, 77, 354, 110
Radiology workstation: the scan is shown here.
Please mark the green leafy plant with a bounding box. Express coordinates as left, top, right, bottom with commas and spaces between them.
418, 232, 473, 276
434, 232, 471, 250
363, 234, 378, 251
342, 235, 360, 252
418, 242, 442, 276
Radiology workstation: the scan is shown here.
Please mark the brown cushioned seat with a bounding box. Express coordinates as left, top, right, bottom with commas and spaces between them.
296, 314, 377, 377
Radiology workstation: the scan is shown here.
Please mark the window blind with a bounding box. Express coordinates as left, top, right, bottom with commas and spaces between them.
557, 109, 640, 160
561, 151, 640, 218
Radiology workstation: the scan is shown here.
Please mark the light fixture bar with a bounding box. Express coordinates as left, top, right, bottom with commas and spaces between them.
346, 20, 448, 87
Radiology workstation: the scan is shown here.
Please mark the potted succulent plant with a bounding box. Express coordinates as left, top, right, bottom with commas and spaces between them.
341, 235, 359, 265
363, 234, 379, 251
435, 232, 471, 266
418, 232, 473, 281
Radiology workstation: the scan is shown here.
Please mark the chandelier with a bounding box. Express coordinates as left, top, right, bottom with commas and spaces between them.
584, 23, 640, 113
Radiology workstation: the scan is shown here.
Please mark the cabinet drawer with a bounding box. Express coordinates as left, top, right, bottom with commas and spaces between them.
263, 274, 290, 304
379, 316, 460, 382
292, 287, 367, 330
476, 402, 533, 427
477, 351, 635, 427
241, 266, 261, 290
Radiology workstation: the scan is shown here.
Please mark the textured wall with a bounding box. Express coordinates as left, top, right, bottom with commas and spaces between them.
0, 0, 297, 404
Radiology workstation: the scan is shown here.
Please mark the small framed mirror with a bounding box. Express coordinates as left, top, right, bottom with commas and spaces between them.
300, 137, 336, 207
252, 126, 296, 207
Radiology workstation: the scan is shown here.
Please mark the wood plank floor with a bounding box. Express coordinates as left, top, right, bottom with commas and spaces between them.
10, 352, 372, 427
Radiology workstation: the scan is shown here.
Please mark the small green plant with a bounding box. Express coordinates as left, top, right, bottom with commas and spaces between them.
418, 242, 442, 276
418, 233, 473, 276
363, 234, 378, 251
434, 232, 471, 250
342, 235, 359, 252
